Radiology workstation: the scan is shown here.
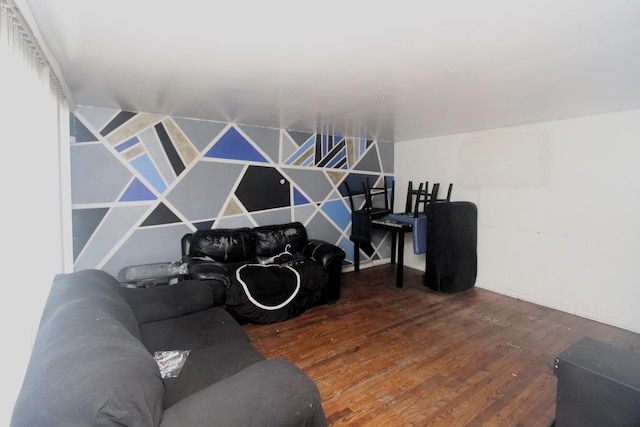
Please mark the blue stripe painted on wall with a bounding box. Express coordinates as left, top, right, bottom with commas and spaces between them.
285, 136, 315, 165
325, 150, 346, 169
130, 153, 167, 193
115, 136, 139, 152
317, 139, 346, 168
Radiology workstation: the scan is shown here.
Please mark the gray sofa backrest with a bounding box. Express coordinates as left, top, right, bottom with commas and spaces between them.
41, 269, 142, 338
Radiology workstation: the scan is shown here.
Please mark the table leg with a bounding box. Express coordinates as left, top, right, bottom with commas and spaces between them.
396, 231, 405, 287
390, 231, 397, 264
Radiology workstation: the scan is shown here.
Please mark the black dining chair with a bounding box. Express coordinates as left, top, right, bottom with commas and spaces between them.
360, 177, 393, 219
434, 183, 453, 203
345, 177, 394, 265
404, 181, 440, 218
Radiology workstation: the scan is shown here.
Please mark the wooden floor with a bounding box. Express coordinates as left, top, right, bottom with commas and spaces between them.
243, 265, 640, 427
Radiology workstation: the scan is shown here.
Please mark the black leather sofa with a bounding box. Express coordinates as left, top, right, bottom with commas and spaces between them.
181, 221, 346, 324
11, 269, 327, 426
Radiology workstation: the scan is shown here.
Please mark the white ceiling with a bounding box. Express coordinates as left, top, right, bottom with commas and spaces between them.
22, 0, 640, 142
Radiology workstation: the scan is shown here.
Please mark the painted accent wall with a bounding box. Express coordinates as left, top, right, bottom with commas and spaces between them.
395, 109, 640, 333
70, 106, 394, 278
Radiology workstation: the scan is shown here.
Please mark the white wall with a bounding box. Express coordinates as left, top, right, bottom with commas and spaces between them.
394, 109, 640, 333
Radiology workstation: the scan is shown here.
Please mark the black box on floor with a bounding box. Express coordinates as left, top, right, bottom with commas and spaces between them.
553, 336, 640, 427
424, 201, 477, 292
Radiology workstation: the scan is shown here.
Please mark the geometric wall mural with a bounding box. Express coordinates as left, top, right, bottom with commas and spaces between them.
70, 106, 395, 277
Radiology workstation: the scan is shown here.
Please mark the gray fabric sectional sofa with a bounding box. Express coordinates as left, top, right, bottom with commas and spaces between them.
11, 269, 326, 426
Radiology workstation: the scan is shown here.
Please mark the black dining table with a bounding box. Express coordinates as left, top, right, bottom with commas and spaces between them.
352, 216, 413, 287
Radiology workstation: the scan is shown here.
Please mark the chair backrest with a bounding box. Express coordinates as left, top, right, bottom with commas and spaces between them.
362, 177, 394, 218
344, 181, 359, 213
434, 183, 453, 203
404, 181, 441, 217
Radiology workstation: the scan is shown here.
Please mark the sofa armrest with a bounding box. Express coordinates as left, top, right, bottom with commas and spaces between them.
122, 281, 214, 324
181, 233, 193, 258
303, 239, 345, 303
303, 239, 345, 269
159, 359, 326, 427
184, 258, 232, 284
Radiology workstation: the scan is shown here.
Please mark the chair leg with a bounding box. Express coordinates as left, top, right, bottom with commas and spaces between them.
354, 242, 360, 272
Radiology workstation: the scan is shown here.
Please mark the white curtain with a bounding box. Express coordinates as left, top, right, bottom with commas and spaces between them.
0, 1, 71, 424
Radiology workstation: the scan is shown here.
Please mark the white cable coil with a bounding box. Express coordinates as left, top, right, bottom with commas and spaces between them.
235, 264, 301, 310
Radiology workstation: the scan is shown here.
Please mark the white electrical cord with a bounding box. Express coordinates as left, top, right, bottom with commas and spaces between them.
235, 263, 301, 310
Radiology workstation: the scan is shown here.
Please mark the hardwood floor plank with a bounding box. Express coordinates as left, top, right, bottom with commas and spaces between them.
243, 265, 640, 426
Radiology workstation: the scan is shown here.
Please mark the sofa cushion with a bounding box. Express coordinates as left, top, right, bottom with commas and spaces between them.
12, 302, 164, 427
140, 306, 249, 352
159, 359, 327, 427
123, 280, 215, 324
253, 221, 309, 257
162, 340, 265, 408
189, 227, 256, 263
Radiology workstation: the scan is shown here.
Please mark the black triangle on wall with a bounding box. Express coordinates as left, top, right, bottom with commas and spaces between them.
72, 207, 109, 260
70, 114, 99, 143
100, 111, 137, 137
193, 220, 215, 230
141, 203, 182, 227
287, 130, 314, 146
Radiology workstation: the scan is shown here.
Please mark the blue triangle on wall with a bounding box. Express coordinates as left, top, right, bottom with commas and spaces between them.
294, 187, 310, 206
204, 127, 268, 162
119, 178, 157, 202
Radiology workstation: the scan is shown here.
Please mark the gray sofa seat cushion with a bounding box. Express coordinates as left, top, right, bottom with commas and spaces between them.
160, 359, 327, 427
140, 306, 249, 352
12, 302, 164, 427
163, 340, 266, 408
